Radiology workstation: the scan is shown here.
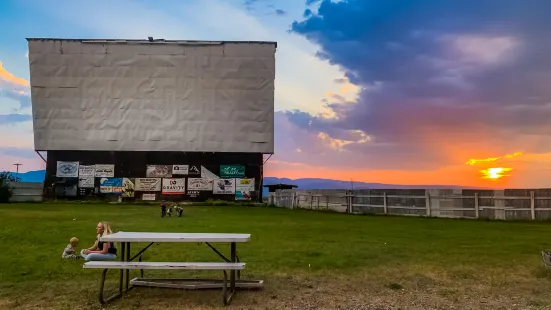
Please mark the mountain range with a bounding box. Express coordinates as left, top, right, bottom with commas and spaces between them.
6, 170, 470, 196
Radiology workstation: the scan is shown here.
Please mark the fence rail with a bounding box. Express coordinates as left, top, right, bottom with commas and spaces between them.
268, 189, 551, 220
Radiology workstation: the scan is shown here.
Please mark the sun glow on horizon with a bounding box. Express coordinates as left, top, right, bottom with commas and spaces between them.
480, 167, 512, 180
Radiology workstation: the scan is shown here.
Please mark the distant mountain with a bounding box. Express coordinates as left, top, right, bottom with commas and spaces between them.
3, 170, 472, 196
6, 170, 45, 183
261, 177, 471, 196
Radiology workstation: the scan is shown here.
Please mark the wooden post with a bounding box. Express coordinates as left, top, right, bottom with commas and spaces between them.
326, 195, 329, 210
530, 191, 535, 220
425, 191, 431, 216
383, 192, 388, 214
310, 195, 313, 209
292, 192, 296, 209
474, 193, 479, 218
317, 196, 320, 209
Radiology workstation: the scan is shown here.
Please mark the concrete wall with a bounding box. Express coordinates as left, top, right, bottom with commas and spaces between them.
269, 188, 551, 221
9, 182, 44, 202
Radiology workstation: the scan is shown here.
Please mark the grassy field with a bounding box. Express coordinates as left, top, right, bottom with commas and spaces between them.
1, 203, 551, 309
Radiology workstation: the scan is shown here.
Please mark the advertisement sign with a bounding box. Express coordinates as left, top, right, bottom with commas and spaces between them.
56, 161, 79, 177
78, 176, 95, 188
201, 166, 219, 181
95, 164, 114, 177
135, 178, 162, 191
187, 178, 212, 191
122, 178, 135, 197
188, 165, 201, 175
146, 165, 172, 178
162, 178, 186, 194
172, 165, 189, 175
187, 190, 200, 198
220, 165, 245, 178
235, 178, 255, 200
99, 178, 123, 194
78, 165, 95, 177
142, 193, 156, 201
213, 178, 236, 194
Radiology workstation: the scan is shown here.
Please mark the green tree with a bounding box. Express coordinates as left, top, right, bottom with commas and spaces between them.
0, 172, 19, 203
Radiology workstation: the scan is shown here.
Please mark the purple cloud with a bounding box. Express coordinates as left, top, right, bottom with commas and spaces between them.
280, 0, 551, 170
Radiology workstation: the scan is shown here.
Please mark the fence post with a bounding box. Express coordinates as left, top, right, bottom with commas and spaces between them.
326, 195, 329, 210
425, 191, 431, 217
292, 192, 296, 209
310, 195, 313, 209
383, 192, 388, 214
347, 191, 353, 213
474, 193, 479, 218
530, 191, 535, 220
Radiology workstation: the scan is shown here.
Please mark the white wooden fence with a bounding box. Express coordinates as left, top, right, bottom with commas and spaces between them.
268, 189, 551, 220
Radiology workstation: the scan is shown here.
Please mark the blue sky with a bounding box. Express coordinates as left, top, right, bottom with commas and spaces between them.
2, 0, 551, 187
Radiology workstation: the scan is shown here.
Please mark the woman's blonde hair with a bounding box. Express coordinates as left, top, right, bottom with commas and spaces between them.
98, 221, 113, 237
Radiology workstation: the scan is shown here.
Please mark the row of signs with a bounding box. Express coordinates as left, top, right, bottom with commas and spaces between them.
97, 177, 255, 200
57, 162, 247, 179
146, 164, 245, 178
57, 162, 114, 178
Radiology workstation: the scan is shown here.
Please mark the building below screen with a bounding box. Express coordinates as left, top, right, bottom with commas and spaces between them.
46, 151, 264, 202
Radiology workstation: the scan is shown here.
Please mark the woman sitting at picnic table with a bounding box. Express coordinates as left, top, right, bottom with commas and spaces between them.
80, 221, 117, 261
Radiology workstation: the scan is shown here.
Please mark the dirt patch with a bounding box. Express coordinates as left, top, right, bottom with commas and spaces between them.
5, 268, 551, 310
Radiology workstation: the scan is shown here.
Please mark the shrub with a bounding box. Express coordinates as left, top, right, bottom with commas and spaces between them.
0, 172, 18, 203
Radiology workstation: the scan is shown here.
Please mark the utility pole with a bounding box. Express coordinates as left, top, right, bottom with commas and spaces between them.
13, 163, 22, 180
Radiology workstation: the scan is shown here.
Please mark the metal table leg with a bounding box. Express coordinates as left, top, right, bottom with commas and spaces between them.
223, 242, 237, 305
125, 242, 131, 293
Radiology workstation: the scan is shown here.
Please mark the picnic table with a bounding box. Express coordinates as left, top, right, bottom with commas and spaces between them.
83, 232, 264, 305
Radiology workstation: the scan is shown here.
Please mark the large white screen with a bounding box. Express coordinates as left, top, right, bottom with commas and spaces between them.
28, 39, 276, 153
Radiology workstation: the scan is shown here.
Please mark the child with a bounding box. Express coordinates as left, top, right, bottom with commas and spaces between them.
175, 205, 183, 217
167, 206, 173, 217
62, 237, 80, 259
160, 200, 167, 217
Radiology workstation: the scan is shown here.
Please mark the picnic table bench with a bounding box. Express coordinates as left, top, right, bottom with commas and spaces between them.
83, 232, 263, 306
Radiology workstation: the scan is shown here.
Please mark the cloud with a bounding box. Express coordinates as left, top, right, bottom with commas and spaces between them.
0, 113, 32, 125
28, 0, 352, 114
275, 9, 287, 16
280, 0, 551, 173
0, 146, 37, 159
0, 60, 31, 109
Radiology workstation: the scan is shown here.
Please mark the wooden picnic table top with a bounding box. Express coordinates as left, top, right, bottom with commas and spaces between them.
99, 232, 251, 243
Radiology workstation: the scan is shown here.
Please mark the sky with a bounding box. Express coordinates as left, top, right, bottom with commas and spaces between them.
1, 0, 551, 188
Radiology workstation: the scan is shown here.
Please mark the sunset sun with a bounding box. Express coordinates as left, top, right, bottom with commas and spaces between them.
480, 167, 512, 180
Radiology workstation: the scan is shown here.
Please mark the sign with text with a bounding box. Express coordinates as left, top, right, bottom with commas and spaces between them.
172, 165, 189, 175
99, 178, 123, 194
78, 176, 94, 188
220, 165, 245, 178
213, 178, 236, 195
95, 164, 114, 177
146, 165, 172, 178
122, 178, 135, 197
56, 161, 79, 177
142, 193, 156, 201
135, 178, 162, 191
188, 165, 201, 175
78, 165, 95, 177
235, 178, 254, 200
162, 178, 186, 194
187, 178, 212, 191
187, 190, 200, 198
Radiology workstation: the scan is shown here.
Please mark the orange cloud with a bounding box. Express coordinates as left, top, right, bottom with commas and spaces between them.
465, 152, 523, 166
0, 61, 29, 87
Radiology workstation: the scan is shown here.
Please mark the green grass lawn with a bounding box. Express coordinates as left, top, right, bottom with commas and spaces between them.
1, 203, 551, 309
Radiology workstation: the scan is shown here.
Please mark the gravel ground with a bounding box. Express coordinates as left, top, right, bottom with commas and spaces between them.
3, 269, 551, 310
